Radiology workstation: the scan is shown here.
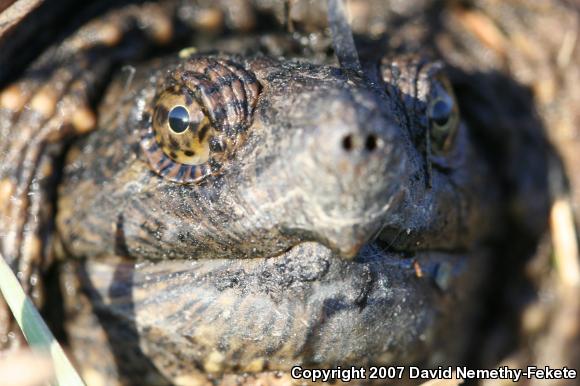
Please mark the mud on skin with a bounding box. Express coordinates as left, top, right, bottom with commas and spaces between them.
0, 0, 555, 385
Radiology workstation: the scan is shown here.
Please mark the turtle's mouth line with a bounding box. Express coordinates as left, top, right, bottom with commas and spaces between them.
249, 240, 455, 285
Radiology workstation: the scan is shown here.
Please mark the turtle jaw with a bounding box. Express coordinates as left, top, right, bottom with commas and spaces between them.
64, 239, 483, 381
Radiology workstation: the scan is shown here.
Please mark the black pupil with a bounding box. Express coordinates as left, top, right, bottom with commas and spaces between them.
168, 106, 190, 133
430, 100, 452, 126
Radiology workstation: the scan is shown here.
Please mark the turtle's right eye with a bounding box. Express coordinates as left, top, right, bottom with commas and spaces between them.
168, 105, 190, 134
140, 56, 261, 184
151, 89, 215, 167
139, 86, 219, 183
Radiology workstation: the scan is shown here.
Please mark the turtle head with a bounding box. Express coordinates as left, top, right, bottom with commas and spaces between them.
58, 52, 485, 261
55, 48, 502, 379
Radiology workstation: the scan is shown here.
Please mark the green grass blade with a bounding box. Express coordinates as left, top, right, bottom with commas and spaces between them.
0, 252, 85, 386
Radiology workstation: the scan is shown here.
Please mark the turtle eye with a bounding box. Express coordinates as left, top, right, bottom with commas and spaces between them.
429, 98, 452, 127
140, 57, 261, 183
139, 87, 219, 183
168, 105, 190, 134
427, 79, 459, 153
151, 91, 214, 167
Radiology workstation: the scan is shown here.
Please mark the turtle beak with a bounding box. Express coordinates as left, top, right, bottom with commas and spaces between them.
247, 89, 415, 260
292, 106, 410, 259
318, 226, 381, 259
237, 65, 421, 261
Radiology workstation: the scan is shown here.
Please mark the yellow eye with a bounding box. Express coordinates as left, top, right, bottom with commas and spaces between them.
427, 78, 459, 153
140, 56, 261, 183
140, 87, 226, 183
152, 90, 217, 166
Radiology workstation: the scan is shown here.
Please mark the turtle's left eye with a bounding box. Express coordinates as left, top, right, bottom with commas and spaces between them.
429, 98, 453, 127
427, 78, 459, 153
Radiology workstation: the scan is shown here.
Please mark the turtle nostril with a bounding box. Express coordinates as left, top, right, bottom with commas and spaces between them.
342, 134, 380, 152
342, 134, 354, 151
365, 134, 378, 152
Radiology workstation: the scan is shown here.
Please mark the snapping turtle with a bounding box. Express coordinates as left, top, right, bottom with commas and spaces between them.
0, 0, 573, 384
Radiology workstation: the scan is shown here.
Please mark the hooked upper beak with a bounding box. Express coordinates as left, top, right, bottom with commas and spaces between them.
277, 103, 413, 259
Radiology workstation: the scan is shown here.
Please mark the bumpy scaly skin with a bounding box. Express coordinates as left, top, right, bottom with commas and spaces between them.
0, 1, 187, 349
0, 0, 237, 350
0, 0, 266, 350
0, 0, 564, 385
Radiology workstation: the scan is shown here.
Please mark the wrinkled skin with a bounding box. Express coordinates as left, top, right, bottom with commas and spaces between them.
0, 0, 566, 385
